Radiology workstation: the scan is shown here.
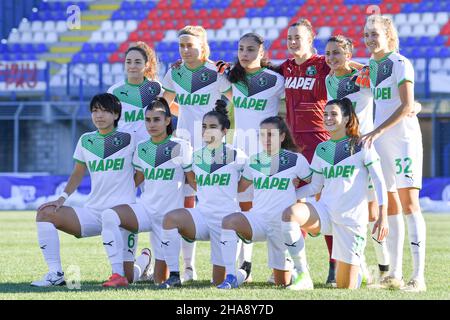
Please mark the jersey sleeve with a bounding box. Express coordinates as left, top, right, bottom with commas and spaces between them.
218, 73, 232, 94
241, 159, 253, 182
132, 144, 143, 172
73, 136, 85, 164
362, 146, 380, 168
309, 148, 323, 174
295, 153, 312, 181
395, 56, 415, 87
162, 69, 176, 93
181, 140, 193, 172
275, 73, 286, 100
325, 75, 332, 101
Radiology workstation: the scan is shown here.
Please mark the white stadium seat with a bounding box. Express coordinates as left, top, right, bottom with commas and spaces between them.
103, 31, 115, 42
415, 59, 426, 72
164, 30, 178, 42
102, 64, 111, 74
408, 13, 421, 25
31, 21, 43, 32
102, 21, 113, 31
398, 25, 412, 37
21, 31, 33, 43
113, 21, 125, 32
215, 29, 228, 41
238, 18, 251, 29
86, 63, 98, 75
317, 27, 332, 40
276, 17, 289, 28
56, 21, 67, 33
45, 32, 58, 43
111, 63, 123, 75
228, 29, 240, 41
18, 20, 31, 32
429, 58, 441, 72
394, 13, 408, 26
206, 29, 215, 40
224, 18, 238, 30
421, 13, 434, 25
90, 31, 103, 42
427, 24, 440, 37
125, 20, 137, 32
43, 21, 56, 32
251, 17, 263, 29
412, 24, 426, 37
266, 29, 279, 40
116, 31, 127, 42
8, 30, 20, 43
444, 58, 450, 70
436, 12, 449, 25
263, 17, 276, 29
33, 32, 45, 43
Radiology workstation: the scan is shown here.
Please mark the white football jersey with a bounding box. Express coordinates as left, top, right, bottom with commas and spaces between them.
192, 143, 247, 225
73, 128, 137, 211
162, 61, 231, 145
310, 136, 381, 226
242, 149, 311, 222
132, 136, 193, 216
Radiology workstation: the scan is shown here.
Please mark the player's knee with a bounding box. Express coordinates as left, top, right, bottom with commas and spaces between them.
221, 213, 239, 230
101, 209, 121, 228
282, 206, 295, 222
163, 210, 180, 229
36, 207, 55, 223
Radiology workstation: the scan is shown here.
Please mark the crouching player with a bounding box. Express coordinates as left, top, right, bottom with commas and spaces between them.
31, 93, 141, 287
101, 97, 196, 287
282, 98, 389, 289
159, 100, 248, 288
218, 116, 311, 289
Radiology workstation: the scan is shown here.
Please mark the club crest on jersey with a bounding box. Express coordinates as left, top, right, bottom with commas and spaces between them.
345, 81, 354, 91
258, 77, 268, 87
200, 72, 210, 82
280, 155, 289, 165
164, 146, 172, 156
382, 64, 391, 75
113, 136, 122, 147
149, 87, 156, 94
306, 65, 317, 76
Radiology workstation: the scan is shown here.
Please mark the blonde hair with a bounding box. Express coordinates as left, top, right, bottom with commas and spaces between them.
177, 25, 210, 61
365, 15, 399, 53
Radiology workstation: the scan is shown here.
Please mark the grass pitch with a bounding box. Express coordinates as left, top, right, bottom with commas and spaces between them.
0, 211, 449, 300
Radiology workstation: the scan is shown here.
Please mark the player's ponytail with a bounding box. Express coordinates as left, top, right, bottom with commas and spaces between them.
145, 97, 173, 135
260, 116, 300, 153
203, 99, 230, 130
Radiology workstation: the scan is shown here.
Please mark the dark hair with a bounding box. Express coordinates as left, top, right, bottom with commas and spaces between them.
260, 116, 299, 153
125, 44, 158, 80
325, 98, 359, 138
327, 35, 354, 54
145, 97, 174, 135
228, 33, 275, 86
90, 93, 122, 127
203, 99, 230, 130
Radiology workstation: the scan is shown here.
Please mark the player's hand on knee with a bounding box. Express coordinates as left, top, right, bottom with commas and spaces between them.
38, 198, 65, 212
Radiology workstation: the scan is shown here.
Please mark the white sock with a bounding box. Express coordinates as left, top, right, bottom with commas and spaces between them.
37, 222, 62, 273
387, 214, 405, 279
220, 229, 239, 276
369, 221, 390, 268
281, 221, 308, 274
182, 238, 196, 270
162, 228, 181, 272
406, 212, 426, 281
101, 209, 124, 276
133, 250, 151, 283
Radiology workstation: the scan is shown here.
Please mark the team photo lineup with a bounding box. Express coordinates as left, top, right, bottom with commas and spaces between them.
24, 10, 431, 295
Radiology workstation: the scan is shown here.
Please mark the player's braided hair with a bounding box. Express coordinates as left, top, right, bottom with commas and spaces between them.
327, 35, 354, 54
228, 33, 276, 87
260, 116, 300, 153
326, 98, 360, 155
203, 99, 230, 130
145, 97, 174, 135
90, 93, 122, 127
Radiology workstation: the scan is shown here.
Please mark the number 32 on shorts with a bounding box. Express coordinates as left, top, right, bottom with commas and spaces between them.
395, 157, 412, 175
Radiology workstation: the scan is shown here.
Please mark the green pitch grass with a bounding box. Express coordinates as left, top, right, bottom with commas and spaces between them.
0, 211, 449, 300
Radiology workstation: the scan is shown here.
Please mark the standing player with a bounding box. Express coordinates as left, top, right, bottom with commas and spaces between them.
360, 15, 426, 292
162, 25, 231, 282
282, 98, 388, 289
158, 100, 247, 288
217, 116, 311, 289
31, 94, 141, 287
324, 35, 390, 280
224, 32, 285, 282
108, 42, 162, 142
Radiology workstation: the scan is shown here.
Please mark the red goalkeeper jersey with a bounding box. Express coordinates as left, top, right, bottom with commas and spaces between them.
279, 55, 331, 162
